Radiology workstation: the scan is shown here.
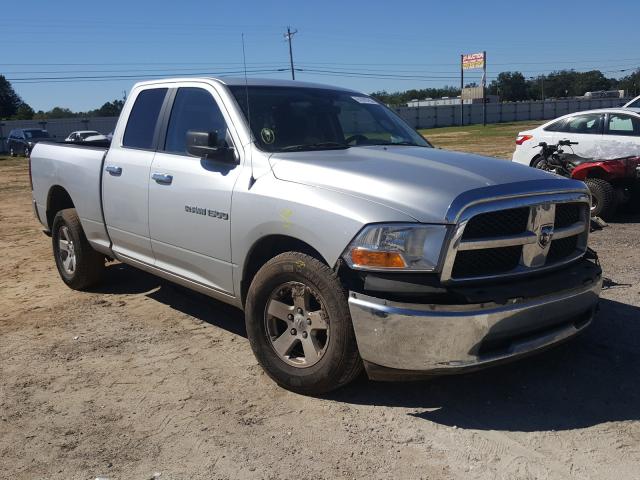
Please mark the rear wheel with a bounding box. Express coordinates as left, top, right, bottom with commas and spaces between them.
585, 178, 617, 220
9, 147, 15, 157
245, 252, 362, 395
52, 208, 105, 289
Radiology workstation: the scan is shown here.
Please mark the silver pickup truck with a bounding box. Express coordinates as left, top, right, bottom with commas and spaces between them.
30, 77, 602, 394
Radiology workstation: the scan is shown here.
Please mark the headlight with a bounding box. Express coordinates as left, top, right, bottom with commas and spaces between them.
343, 223, 448, 271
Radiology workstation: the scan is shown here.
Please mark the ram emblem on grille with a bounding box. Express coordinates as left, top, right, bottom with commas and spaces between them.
538, 225, 554, 248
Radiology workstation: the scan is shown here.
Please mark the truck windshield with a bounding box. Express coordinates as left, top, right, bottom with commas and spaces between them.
230, 86, 430, 152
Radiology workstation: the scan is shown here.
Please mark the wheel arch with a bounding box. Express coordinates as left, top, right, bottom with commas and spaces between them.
529, 154, 541, 167
241, 234, 328, 307
573, 165, 609, 182
46, 185, 75, 230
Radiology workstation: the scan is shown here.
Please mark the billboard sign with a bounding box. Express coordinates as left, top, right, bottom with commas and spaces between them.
462, 52, 485, 70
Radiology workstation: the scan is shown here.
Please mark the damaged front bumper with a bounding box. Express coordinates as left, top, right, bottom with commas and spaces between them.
348, 259, 601, 381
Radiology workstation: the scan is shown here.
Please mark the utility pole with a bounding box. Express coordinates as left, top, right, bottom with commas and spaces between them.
482, 50, 487, 126
460, 54, 464, 126
284, 26, 298, 80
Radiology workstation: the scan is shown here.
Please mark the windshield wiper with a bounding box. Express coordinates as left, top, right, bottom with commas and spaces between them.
280, 142, 349, 152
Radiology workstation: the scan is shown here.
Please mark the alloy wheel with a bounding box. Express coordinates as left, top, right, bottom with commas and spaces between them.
264, 281, 330, 368
58, 225, 76, 275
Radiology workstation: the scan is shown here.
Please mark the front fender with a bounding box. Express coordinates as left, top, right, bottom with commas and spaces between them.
230, 174, 416, 297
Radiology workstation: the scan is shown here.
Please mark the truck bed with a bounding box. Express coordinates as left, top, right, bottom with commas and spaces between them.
31, 141, 111, 253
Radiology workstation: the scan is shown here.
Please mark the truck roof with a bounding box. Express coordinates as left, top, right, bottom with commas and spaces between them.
132, 76, 362, 94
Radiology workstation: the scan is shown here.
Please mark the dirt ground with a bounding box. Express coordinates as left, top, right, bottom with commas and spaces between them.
1, 153, 639, 480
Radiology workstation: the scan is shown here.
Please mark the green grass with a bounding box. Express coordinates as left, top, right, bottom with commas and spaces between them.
0, 155, 27, 167
419, 120, 544, 159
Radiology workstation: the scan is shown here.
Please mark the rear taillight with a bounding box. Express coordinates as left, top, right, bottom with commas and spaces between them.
516, 134, 533, 145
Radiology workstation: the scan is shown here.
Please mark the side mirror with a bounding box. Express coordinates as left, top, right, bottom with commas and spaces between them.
186, 130, 235, 163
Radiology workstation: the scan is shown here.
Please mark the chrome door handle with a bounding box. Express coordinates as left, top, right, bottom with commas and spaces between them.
105, 165, 122, 176
152, 173, 173, 185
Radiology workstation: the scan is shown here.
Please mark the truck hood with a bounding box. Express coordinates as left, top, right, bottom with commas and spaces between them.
269, 146, 569, 224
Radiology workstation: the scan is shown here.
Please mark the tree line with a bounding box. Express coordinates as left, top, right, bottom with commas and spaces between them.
371, 69, 640, 105
0, 75, 124, 120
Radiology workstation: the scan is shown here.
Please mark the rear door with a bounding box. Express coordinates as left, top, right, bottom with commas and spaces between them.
102, 86, 169, 264
602, 112, 640, 158
555, 113, 604, 159
148, 84, 243, 294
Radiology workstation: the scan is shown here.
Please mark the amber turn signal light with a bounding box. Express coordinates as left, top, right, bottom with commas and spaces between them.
350, 249, 407, 268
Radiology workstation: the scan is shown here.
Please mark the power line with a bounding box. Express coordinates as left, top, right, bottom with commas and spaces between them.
7, 69, 288, 84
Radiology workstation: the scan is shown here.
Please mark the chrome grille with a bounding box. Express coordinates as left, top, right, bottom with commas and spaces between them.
441, 194, 590, 283
462, 207, 529, 239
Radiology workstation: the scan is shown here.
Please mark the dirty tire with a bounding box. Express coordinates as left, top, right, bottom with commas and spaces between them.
585, 178, 617, 220
52, 208, 105, 290
245, 252, 363, 395
531, 156, 550, 170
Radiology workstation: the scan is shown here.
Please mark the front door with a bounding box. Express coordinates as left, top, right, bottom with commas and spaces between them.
148, 85, 242, 294
602, 112, 640, 159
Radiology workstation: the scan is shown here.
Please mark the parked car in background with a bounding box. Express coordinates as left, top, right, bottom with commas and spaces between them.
512, 109, 640, 168
65, 130, 109, 142
7, 128, 50, 157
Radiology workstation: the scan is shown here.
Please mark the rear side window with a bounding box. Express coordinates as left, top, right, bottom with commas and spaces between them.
544, 119, 566, 132
163, 87, 228, 154
553, 114, 602, 134
123, 88, 168, 149
607, 114, 640, 136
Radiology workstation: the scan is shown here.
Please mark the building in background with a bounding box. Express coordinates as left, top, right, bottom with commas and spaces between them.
406, 87, 498, 107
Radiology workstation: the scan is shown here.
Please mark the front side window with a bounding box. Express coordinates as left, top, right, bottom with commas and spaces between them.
123, 88, 168, 149
164, 87, 228, 154
559, 114, 603, 134
607, 114, 640, 136
230, 86, 430, 152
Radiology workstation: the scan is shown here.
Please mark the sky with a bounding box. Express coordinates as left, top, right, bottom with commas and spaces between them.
1, 0, 639, 112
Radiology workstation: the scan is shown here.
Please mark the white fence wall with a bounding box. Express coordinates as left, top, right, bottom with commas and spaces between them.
394, 97, 632, 129
0, 116, 119, 151
0, 97, 633, 151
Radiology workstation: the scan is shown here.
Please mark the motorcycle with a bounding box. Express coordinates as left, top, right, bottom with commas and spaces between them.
533, 140, 640, 219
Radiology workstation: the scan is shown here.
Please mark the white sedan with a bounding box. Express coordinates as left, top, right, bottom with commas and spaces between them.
512, 109, 640, 167
65, 130, 108, 142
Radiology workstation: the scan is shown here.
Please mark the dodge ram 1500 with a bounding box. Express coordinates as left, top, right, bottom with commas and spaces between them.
30, 77, 602, 393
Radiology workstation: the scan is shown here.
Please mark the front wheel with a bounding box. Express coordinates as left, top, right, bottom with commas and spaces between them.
585, 178, 617, 220
532, 156, 560, 174
52, 208, 105, 289
245, 252, 362, 395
